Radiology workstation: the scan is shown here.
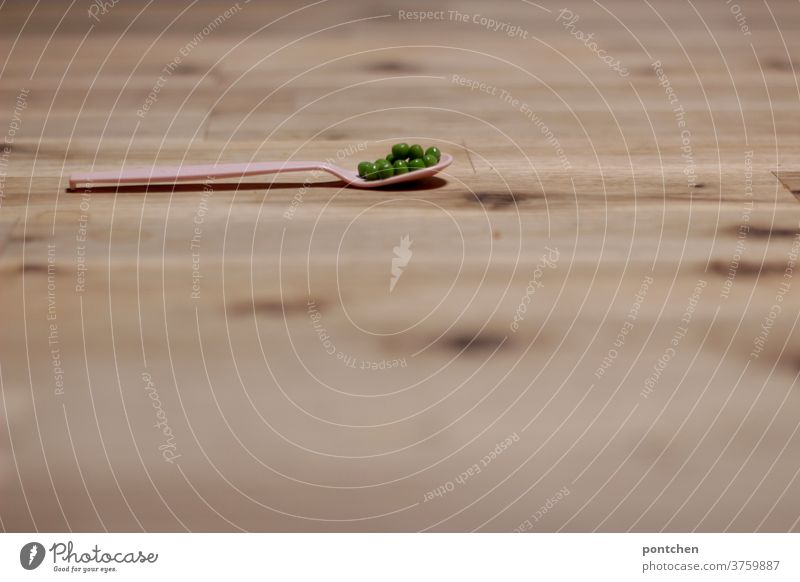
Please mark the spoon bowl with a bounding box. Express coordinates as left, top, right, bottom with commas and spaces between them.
346, 154, 453, 188
69, 154, 453, 189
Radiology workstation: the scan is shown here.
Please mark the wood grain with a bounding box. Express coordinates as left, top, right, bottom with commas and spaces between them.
1, 0, 800, 532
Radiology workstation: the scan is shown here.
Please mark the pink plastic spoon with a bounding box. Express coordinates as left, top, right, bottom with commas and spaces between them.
69, 154, 453, 189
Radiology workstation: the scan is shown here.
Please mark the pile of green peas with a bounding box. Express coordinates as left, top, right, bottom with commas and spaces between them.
357, 143, 442, 181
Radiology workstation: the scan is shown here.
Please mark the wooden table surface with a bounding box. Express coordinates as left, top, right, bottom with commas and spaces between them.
2, 0, 800, 532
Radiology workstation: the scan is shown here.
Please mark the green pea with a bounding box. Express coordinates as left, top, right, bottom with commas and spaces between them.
385, 153, 395, 164
359, 161, 378, 180
425, 146, 441, 161
392, 160, 408, 175
408, 144, 424, 159
374, 158, 394, 179
357, 161, 375, 178
422, 154, 437, 167
392, 143, 410, 159
407, 158, 426, 171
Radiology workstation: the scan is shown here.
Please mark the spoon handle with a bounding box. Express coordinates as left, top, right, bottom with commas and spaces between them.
69, 161, 328, 188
